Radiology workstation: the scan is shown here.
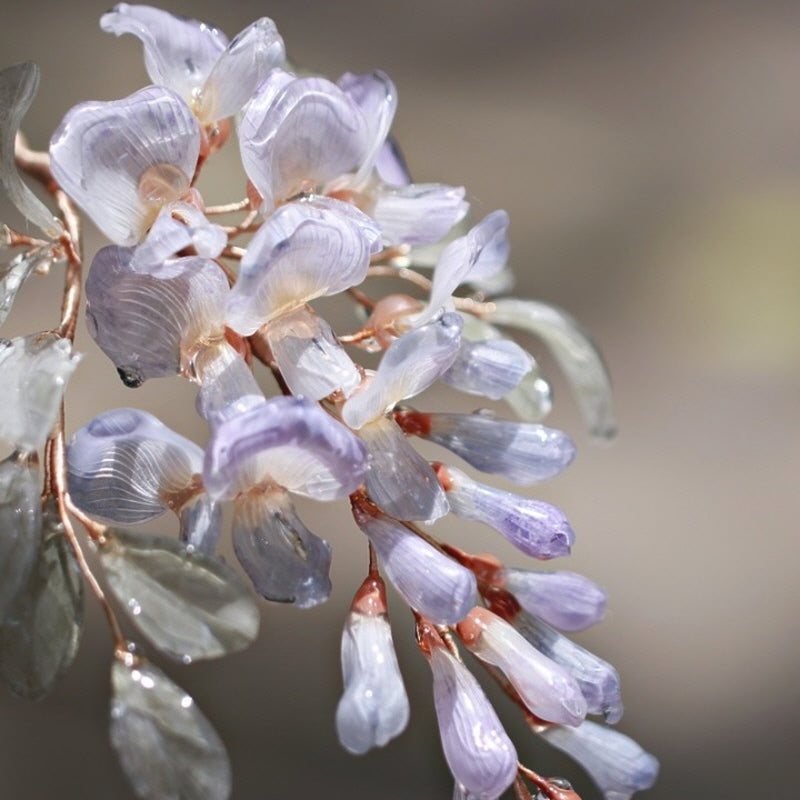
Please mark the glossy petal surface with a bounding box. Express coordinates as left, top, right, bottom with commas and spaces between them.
442, 338, 532, 399
100, 528, 259, 663
110, 659, 232, 800
50, 86, 199, 245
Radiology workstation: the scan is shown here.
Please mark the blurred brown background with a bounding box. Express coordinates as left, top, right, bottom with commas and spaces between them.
2, 1, 799, 798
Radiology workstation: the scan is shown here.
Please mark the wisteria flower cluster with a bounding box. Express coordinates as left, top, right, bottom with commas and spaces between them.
0, 6, 659, 800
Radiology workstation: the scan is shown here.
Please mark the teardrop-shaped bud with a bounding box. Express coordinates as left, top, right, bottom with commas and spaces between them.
505, 370, 553, 422
539, 720, 659, 800
232, 490, 332, 608
352, 503, 474, 625
441, 465, 573, 559
204, 395, 368, 502
426, 638, 517, 800
85, 248, 229, 385
442, 337, 533, 400
336, 574, 409, 753
457, 607, 586, 726
0, 501, 83, 700
100, 528, 259, 663
358, 415, 448, 522
110, 658, 232, 800
397, 409, 575, 485
68, 408, 206, 525
485, 298, 616, 439
510, 610, 623, 724
502, 568, 607, 632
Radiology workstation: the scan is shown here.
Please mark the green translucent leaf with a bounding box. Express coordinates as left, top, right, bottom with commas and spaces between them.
100, 529, 259, 663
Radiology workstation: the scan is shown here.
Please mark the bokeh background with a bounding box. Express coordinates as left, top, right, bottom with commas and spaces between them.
2, 1, 799, 798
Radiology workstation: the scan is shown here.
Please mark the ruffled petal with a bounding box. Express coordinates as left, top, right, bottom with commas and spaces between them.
100, 4, 227, 100
49, 86, 200, 245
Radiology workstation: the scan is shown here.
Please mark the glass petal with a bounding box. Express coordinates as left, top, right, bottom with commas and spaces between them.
353, 505, 474, 624
357, 415, 449, 522
0, 63, 61, 237
100, 528, 260, 663
50, 86, 200, 245
513, 610, 623, 724
68, 407, 205, 524
226, 199, 380, 333
502, 568, 607, 632
371, 183, 468, 246
540, 721, 659, 800
0, 501, 83, 701
486, 298, 616, 438
201, 18, 285, 122
0, 456, 41, 620
0, 240, 35, 327
265, 305, 361, 400
444, 466, 573, 559
179, 493, 222, 556
428, 645, 517, 800
336, 611, 409, 754
232, 490, 332, 608
442, 337, 532, 399
505, 370, 553, 422
204, 395, 368, 502
110, 659, 232, 800
239, 70, 370, 210
100, 4, 227, 101
342, 312, 463, 430
85, 247, 229, 385
0, 333, 80, 452
375, 136, 410, 187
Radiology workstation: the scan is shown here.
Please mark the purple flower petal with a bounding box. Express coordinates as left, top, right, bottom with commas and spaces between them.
375, 136, 411, 187
239, 70, 370, 211
442, 337, 533, 400
204, 396, 368, 502
50, 86, 200, 245
179, 493, 222, 556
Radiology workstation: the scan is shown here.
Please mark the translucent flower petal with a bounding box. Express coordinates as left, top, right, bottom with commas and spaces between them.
239, 70, 370, 210
0, 63, 61, 237
486, 298, 616, 438
505, 370, 553, 422
0, 501, 82, 701
442, 338, 532, 399
443, 466, 573, 559
0, 333, 80, 452
342, 312, 463, 430
110, 659, 231, 800
336, 608, 409, 754
375, 136, 411, 187
513, 611, 623, 724
357, 415, 449, 522
415, 210, 509, 327
100, 528, 260, 663
85, 247, 229, 385
50, 86, 200, 245
265, 305, 361, 400
226, 199, 380, 333
201, 18, 285, 122
371, 183, 468, 246
353, 505, 475, 624
502, 568, 607, 632
403, 410, 575, 485
338, 71, 397, 187
179, 493, 222, 556
204, 395, 368, 502
458, 607, 587, 726
101, 4, 227, 101
0, 239, 37, 327
232, 490, 332, 608
540, 721, 659, 800
0, 456, 41, 620
68, 408, 205, 525
428, 645, 517, 800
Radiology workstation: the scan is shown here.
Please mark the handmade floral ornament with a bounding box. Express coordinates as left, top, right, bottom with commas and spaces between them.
49, 86, 200, 246
101, 4, 285, 126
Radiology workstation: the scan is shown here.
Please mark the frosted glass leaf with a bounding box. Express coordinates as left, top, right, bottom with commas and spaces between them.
0, 456, 41, 620
85, 248, 229, 385
100, 528, 259, 663
68, 408, 205, 525
0, 502, 83, 701
0, 63, 61, 237
110, 659, 232, 800
232, 491, 332, 608
486, 298, 616, 438
0, 333, 80, 452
